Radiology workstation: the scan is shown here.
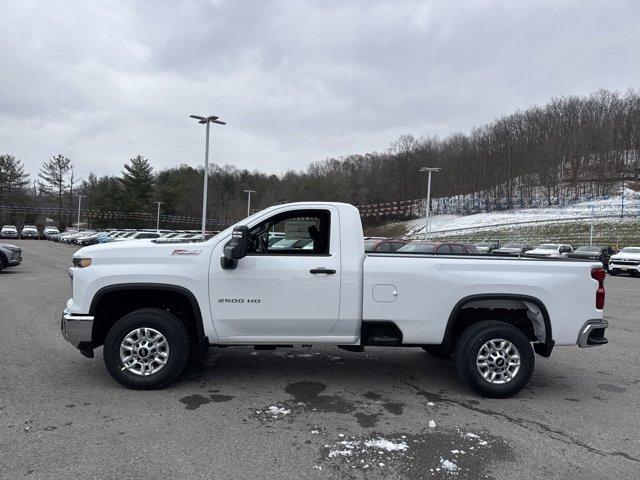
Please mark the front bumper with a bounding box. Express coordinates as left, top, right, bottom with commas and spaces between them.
609, 262, 640, 273
61, 309, 94, 355
577, 319, 609, 347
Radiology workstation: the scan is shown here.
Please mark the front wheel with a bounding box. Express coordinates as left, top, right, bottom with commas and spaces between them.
455, 321, 534, 398
103, 309, 191, 389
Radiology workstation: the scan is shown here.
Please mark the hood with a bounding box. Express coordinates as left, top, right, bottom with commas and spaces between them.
611, 251, 640, 261
74, 238, 208, 261
525, 248, 556, 255
493, 247, 520, 253
568, 251, 600, 258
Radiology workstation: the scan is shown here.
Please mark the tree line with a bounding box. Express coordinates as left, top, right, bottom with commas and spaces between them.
1, 88, 639, 229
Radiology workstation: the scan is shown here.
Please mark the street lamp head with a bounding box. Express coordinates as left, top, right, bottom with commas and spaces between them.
243, 189, 256, 194
190, 114, 226, 125
419, 167, 441, 173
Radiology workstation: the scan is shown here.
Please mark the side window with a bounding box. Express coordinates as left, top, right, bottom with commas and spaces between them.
247, 209, 331, 255
451, 244, 466, 254
137, 233, 160, 239
388, 242, 405, 252
436, 245, 451, 254
376, 242, 392, 252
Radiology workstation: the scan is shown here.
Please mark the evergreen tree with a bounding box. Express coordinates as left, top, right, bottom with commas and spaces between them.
121, 155, 154, 210
0, 154, 30, 200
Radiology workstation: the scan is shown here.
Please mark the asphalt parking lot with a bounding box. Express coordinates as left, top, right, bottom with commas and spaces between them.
1, 240, 639, 479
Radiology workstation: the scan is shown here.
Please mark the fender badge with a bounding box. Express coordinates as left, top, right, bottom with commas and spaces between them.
171, 249, 202, 256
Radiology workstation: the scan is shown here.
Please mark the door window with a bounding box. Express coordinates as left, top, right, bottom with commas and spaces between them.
247, 209, 331, 255
435, 245, 451, 254
450, 244, 466, 254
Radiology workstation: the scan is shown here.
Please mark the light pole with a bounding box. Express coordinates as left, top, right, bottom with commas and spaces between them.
155, 201, 163, 231
76, 195, 86, 230
419, 167, 441, 236
589, 204, 595, 245
190, 114, 226, 237
243, 189, 256, 218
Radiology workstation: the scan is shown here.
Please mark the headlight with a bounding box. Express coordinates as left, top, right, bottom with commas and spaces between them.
73, 257, 92, 268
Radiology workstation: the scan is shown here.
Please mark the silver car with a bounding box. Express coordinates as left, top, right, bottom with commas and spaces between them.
0, 243, 22, 271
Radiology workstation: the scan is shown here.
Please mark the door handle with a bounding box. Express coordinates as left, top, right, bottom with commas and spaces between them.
310, 268, 336, 274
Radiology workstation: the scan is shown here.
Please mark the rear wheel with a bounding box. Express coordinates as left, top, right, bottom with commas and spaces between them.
103, 309, 190, 389
455, 321, 534, 398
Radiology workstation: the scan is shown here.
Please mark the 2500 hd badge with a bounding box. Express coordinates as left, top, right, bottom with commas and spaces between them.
217, 298, 261, 303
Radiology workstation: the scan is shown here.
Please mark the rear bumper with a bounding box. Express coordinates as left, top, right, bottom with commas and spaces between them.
577, 319, 608, 347
61, 309, 94, 352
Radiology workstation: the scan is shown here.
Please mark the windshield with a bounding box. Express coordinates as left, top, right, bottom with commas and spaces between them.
576, 246, 601, 252
475, 242, 490, 247
620, 247, 640, 253
537, 244, 558, 250
397, 242, 436, 253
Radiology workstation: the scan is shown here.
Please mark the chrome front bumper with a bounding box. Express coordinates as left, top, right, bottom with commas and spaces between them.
577, 319, 609, 348
61, 309, 94, 350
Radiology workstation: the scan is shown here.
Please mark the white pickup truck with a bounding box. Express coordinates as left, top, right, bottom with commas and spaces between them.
62, 202, 608, 398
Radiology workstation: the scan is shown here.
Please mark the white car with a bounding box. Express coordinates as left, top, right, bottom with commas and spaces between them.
20, 225, 39, 239
608, 247, 640, 277
525, 244, 573, 257
0, 225, 19, 239
43, 226, 60, 239
62, 202, 607, 398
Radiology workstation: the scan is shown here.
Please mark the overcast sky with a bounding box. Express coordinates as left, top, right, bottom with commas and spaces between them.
1, 0, 639, 179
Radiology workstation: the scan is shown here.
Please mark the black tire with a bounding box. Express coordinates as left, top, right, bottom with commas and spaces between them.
608, 269, 618, 276
421, 345, 451, 359
454, 321, 534, 398
103, 308, 191, 390
0, 255, 5, 272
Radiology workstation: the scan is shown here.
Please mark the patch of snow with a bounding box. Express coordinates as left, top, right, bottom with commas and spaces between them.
364, 438, 408, 452
427, 402, 435, 406
464, 432, 479, 438
428, 420, 436, 428
439, 457, 458, 472
328, 449, 353, 458
267, 406, 290, 417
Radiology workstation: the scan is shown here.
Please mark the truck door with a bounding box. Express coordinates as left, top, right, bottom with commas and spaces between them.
210, 207, 341, 340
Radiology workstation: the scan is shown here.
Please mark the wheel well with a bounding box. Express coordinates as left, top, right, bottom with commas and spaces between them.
441, 296, 552, 356
90, 286, 205, 348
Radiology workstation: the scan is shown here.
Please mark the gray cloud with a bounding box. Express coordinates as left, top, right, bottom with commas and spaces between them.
1, 0, 639, 179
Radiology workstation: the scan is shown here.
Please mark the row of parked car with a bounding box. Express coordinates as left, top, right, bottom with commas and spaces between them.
0, 225, 42, 239
46, 228, 211, 245
364, 238, 640, 276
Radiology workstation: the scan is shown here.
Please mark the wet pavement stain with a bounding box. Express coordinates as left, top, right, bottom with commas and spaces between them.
180, 393, 235, 410
382, 401, 404, 416
354, 412, 382, 428
285, 381, 356, 414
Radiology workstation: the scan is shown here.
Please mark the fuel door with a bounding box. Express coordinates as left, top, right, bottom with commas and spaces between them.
372, 284, 398, 303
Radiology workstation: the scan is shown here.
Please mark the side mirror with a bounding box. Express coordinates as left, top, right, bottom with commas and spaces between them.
221, 225, 249, 269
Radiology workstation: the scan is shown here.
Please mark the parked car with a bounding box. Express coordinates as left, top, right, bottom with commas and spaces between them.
20, 225, 39, 239
567, 246, 614, 268
63, 230, 96, 244
62, 201, 608, 398
397, 241, 478, 254
115, 231, 162, 241
492, 242, 533, 256
0, 243, 22, 271
608, 246, 640, 276
525, 244, 573, 257
364, 238, 408, 252
1, 225, 19, 239
43, 226, 60, 240
77, 232, 111, 246
474, 241, 500, 254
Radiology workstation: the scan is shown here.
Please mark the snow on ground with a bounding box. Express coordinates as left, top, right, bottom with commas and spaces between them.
401, 189, 640, 235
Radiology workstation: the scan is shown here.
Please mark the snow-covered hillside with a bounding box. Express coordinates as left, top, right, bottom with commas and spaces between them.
401, 188, 640, 236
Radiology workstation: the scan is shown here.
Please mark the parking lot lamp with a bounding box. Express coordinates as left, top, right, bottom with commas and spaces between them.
76, 195, 86, 230
243, 189, 256, 218
155, 202, 163, 231
190, 114, 226, 237
589, 204, 595, 245
419, 167, 441, 236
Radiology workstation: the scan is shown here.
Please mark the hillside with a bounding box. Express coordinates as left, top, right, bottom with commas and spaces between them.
368, 189, 640, 247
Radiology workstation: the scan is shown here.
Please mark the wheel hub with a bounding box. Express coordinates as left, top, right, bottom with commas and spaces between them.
120, 327, 169, 376
476, 338, 521, 384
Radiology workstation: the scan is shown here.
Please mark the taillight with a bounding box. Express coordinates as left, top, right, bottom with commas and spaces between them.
591, 268, 606, 309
